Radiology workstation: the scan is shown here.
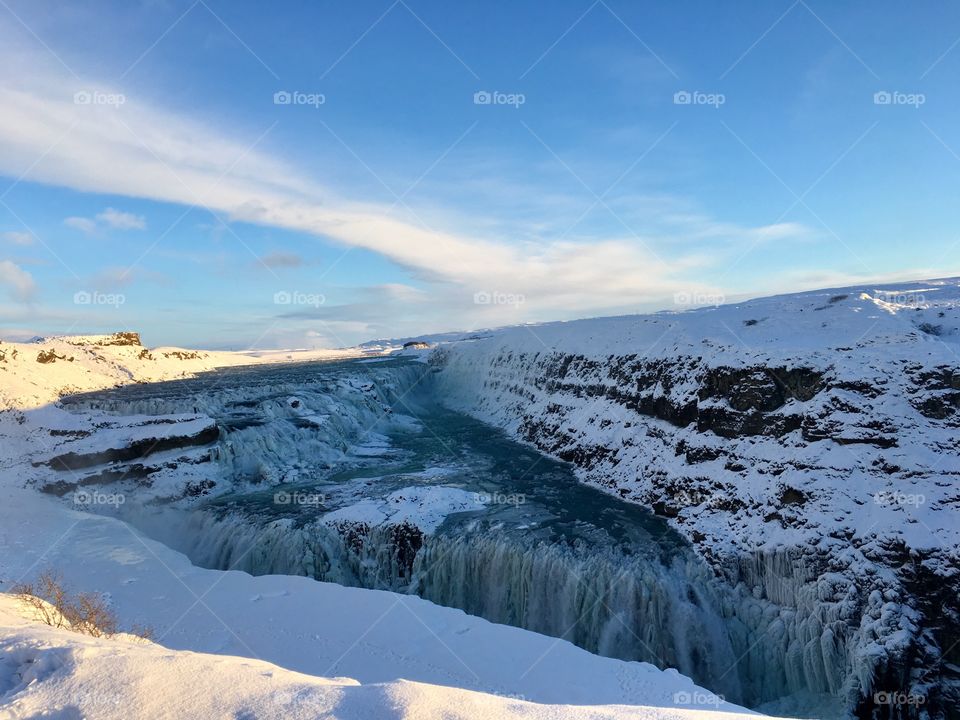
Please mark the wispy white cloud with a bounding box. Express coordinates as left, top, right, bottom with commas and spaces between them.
0, 40, 809, 333
87, 265, 169, 289
64, 208, 146, 234
2, 230, 34, 245
258, 251, 304, 269
0, 260, 36, 301
64, 216, 97, 234
97, 207, 146, 230
756, 267, 960, 296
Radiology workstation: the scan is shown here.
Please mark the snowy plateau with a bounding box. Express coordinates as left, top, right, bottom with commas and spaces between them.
0, 278, 958, 720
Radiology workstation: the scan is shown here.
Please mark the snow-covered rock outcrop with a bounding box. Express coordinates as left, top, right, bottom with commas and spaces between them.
0, 332, 256, 412
434, 279, 960, 717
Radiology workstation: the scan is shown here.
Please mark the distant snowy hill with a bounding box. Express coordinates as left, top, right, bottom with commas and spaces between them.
0, 332, 255, 411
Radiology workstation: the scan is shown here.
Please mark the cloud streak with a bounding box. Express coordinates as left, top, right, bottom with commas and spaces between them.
0, 260, 36, 301
0, 42, 808, 332
64, 207, 147, 234
2, 230, 34, 245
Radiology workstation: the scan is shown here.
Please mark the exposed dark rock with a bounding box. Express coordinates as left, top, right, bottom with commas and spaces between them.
39, 463, 154, 496
163, 350, 202, 360
37, 350, 73, 364
39, 424, 219, 471
184, 479, 217, 497
778, 486, 808, 506
100, 332, 141, 346
651, 500, 679, 518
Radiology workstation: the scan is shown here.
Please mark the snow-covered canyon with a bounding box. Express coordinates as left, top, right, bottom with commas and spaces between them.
43, 357, 757, 707
434, 279, 960, 718
2, 277, 958, 720
0, 333, 766, 720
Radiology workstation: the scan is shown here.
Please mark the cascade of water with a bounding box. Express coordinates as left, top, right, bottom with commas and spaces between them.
63, 362, 431, 484
411, 531, 744, 702
121, 504, 745, 704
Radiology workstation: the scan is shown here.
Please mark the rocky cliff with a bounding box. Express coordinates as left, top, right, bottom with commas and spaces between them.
434, 279, 960, 718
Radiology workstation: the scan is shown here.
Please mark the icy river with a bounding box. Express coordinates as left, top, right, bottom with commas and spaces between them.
61, 356, 839, 716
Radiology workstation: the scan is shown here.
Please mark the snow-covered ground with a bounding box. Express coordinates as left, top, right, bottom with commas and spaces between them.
321, 485, 489, 533
0, 485, 764, 719
0, 596, 761, 720
0, 331, 376, 412
0, 332, 773, 718
239, 347, 375, 363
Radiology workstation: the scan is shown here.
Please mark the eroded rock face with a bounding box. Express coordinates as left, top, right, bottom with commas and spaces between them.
434, 344, 960, 718
36, 350, 73, 364
325, 520, 425, 587
39, 422, 219, 471
910, 366, 960, 423
102, 332, 142, 347
59, 332, 143, 347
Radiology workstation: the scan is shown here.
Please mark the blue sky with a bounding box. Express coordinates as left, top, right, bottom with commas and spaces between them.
1, 0, 959, 348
